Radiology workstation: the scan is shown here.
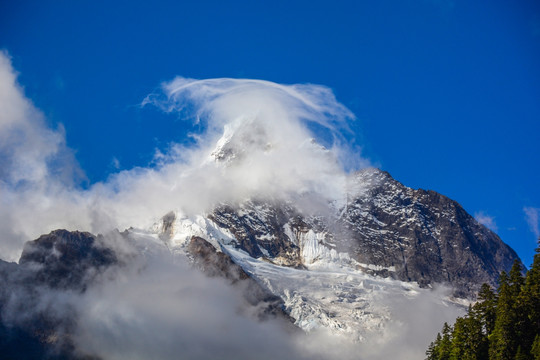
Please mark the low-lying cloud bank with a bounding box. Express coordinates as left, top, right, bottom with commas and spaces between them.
2, 230, 462, 360
75, 271, 461, 360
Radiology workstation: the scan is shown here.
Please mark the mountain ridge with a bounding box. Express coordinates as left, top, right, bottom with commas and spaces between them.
163, 167, 518, 296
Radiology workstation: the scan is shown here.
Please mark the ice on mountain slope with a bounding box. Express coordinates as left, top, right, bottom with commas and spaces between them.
222, 244, 404, 342
151, 211, 236, 252
149, 210, 465, 343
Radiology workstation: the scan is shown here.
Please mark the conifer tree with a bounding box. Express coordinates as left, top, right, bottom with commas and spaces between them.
514, 345, 528, 360
489, 271, 515, 360
518, 240, 540, 358
426, 242, 540, 360
531, 334, 540, 360
450, 317, 467, 360
439, 322, 452, 360
426, 333, 442, 360
448, 305, 489, 360
474, 283, 497, 336
510, 260, 527, 356
467, 305, 489, 360
509, 260, 525, 298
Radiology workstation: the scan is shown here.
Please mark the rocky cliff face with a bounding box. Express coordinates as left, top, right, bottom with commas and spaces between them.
338, 168, 518, 296
198, 119, 520, 295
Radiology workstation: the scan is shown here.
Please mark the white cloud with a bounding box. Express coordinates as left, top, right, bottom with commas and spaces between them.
524, 207, 540, 238
474, 211, 498, 232
0, 53, 459, 359
0, 51, 89, 261
0, 63, 371, 261
0, 52, 82, 187
111, 157, 121, 170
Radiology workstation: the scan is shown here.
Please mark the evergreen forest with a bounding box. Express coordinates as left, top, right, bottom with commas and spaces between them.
426, 241, 540, 360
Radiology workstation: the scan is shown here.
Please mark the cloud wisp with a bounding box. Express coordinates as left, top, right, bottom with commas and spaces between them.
474, 211, 498, 233
139, 76, 366, 210
524, 207, 540, 239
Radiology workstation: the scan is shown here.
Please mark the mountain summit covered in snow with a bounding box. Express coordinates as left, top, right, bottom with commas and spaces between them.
0, 75, 524, 359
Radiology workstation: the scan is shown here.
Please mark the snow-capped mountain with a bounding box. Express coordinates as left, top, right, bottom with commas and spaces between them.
0, 124, 521, 359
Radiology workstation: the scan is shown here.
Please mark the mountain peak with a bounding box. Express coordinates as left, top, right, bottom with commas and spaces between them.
210, 117, 271, 163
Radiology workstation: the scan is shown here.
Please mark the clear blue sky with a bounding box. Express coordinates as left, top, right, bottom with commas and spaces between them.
1, 0, 539, 265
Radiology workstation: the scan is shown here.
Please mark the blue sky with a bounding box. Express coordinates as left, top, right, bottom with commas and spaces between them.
1, 0, 539, 265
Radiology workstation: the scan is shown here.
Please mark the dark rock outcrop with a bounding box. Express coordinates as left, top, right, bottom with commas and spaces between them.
209, 201, 306, 267
188, 236, 250, 281
187, 236, 296, 324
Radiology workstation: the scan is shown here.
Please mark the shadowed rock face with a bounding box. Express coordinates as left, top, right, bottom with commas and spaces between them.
206, 168, 520, 297
188, 236, 250, 281
187, 236, 296, 325
0, 230, 117, 360
19, 229, 117, 291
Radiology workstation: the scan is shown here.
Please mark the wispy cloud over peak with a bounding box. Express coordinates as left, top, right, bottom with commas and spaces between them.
137, 76, 369, 212
144, 77, 356, 152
